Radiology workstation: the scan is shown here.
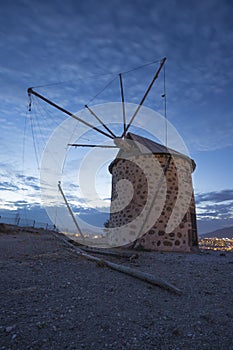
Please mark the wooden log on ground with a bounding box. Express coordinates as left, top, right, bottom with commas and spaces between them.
52, 231, 182, 295
79, 246, 138, 259
63, 235, 138, 259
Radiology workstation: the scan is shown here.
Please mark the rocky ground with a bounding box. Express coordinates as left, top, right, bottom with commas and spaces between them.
0, 224, 232, 350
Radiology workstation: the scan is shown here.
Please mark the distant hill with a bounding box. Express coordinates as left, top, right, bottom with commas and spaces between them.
200, 226, 233, 239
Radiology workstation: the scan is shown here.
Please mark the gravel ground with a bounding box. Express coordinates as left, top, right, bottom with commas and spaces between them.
0, 225, 232, 350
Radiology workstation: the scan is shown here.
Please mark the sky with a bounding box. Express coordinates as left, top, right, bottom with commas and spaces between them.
0, 0, 233, 234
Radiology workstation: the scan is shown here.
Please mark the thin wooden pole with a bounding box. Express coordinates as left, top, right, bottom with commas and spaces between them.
58, 181, 84, 239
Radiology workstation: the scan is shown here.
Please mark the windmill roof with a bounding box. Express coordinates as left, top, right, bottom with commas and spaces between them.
126, 132, 178, 155
109, 132, 196, 173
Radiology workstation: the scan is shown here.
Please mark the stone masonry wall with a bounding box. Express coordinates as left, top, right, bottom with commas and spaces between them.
109, 153, 198, 252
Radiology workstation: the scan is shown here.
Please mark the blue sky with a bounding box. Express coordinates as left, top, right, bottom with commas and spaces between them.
0, 0, 232, 234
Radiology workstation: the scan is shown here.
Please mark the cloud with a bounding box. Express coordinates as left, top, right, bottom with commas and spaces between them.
0, 0, 233, 235
197, 217, 233, 235
196, 189, 233, 204
0, 182, 20, 191
16, 175, 40, 191
197, 202, 233, 219
0, 171, 42, 211
196, 189, 233, 233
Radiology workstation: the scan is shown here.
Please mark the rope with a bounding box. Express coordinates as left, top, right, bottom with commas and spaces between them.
120, 58, 161, 75
30, 58, 162, 90
163, 64, 168, 148
29, 112, 40, 170
86, 75, 118, 104
21, 108, 29, 223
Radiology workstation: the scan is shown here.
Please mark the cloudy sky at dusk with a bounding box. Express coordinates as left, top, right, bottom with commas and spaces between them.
0, 0, 233, 234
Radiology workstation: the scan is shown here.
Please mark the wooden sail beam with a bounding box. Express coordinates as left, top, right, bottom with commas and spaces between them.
85, 104, 117, 138
68, 143, 119, 148
119, 73, 126, 137
121, 57, 166, 138
27, 87, 115, 140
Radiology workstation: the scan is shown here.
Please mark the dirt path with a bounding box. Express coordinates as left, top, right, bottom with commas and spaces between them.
0, 226, 232, 349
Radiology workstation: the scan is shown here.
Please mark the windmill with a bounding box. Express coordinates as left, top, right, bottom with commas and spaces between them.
27, 57, 198, 251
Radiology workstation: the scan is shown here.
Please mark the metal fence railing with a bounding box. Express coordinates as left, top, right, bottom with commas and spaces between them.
0, 215, 56, 231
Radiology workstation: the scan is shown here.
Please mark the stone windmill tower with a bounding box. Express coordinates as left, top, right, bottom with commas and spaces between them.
108, 132, 198, 252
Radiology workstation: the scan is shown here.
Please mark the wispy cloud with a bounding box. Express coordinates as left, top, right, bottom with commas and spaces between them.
196, 189, 233, 204
0, 182, 20, 191
0, 171, 41, 210
0, 0, 233, 234
196, 189, 233, 233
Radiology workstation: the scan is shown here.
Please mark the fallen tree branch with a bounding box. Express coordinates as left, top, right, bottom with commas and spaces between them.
76, 245, 138, 259
52, 232, 182, 295
64, 236, 138, 259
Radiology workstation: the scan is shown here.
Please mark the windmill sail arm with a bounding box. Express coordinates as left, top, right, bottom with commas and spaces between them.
85, 104, 116, 138
27, 87, 115, 140
122, 57, 166, 137
68, 143, 119, 148
119, 73, 126, 135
